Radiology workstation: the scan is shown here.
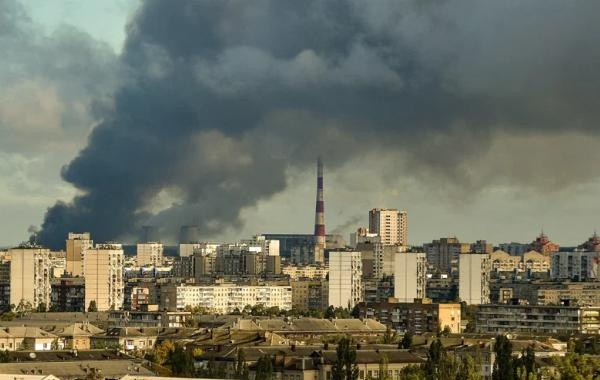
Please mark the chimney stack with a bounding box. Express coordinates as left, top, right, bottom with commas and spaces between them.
314, 157, 325, 249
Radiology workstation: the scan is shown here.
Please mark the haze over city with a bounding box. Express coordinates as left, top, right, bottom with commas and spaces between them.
2, 0, 600, 249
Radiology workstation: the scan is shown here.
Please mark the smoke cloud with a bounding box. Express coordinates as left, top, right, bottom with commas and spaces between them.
33, 0, 600, 248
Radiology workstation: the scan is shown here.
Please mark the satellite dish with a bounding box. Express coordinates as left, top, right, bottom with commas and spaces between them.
29, 353, 36, 359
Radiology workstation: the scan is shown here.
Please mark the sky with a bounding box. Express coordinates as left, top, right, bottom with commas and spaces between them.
2, 0, 600, 249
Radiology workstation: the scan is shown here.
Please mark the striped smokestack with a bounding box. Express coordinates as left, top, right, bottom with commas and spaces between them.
314, 157, 325, 248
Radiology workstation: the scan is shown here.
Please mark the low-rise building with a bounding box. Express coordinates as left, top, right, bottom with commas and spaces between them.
358, 298, 461, 334
282, 265, 328, 280
476, 304, 600, 335
160, 284, 292, 313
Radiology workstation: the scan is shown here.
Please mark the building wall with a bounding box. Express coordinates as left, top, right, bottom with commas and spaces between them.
551, 251, 600, 281
424, 238, 471, 274
162, 284, 292, 313
65, 233, 92, 277
83, 245, 124, 311
459, 253, 491, 305
368, 209, 407, 246
136, 243, 164, 267
328, 251, 362, 308
9, 247, 51, 308
394, 252, 426, 302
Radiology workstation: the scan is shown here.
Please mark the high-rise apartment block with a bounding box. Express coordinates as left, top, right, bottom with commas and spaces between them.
328, 251, 363, 308
9, 246, 51, 309
551, 251, 600, 281
65, 232, 92, 277
136, 242, 164, 267
459, 253, 491, 305
394, 252, 427, 302
368, 209, 407, 246
424, 237, 471, 274
83, 244, 124, 311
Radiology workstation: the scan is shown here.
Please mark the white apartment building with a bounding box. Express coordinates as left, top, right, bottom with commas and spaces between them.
394, 252, 427, 302
65, 232, 93, 277
83, 244, 125, 311
242, 235, 280, 256
162, 284, 292, 313
136, 242, 164, 267
282, 264, 329, 280
459, 253, 491, 305
551, 251, 600, 281
368, 209, 408, 246
9, 246, 51, 308
179, 242, 219, 257
328, 251, 362, 308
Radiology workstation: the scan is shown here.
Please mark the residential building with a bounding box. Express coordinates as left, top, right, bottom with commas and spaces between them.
261, 234, 346, 258
490, 250, 550, 278
65, 232, 92, 277
179, 242, 218, 257
136, 242, 163, 267
290, 279, 327, 310
470, 240, 493, 254
282, 264, 328, 280
350, 227, 379, 247
498, 242, 530, 257
9, 246, 51, 309
368, 208, 408, 246
537, 283, 600, 306
424, 237, 471, 274
394, 252, 427, 302
551, 251, 600, 281
459, 253, 491, 305
476, 304, 600, 335
83, 244, 125, 311
51, 277, 85, 312
358, 298, 461, 334
578, 232, 600, 252
328, 251, 363, 308
529, 232, 560, 256
160, 284, 293, 313
357, 242, 403, 279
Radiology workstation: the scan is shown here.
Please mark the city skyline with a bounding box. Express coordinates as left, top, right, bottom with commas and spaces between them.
3, 0, 600, 248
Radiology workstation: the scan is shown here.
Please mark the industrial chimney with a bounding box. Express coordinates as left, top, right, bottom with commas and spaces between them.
314, 158, 326, 257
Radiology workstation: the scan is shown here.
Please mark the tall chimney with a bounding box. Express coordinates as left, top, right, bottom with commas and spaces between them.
314, 157, 325, 248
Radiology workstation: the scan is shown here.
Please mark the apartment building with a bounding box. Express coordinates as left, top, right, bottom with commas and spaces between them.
290, 279, 327, 310
490, 250, 551, 277
368, 208, 408, 246
65, 232, 93, 277
282, 265, 328, 280
51, 277, 85, 312
328, 251, 363, 308
358, 298, 461, 334
83, 244, 125, 311
160, 284, 292, 313
394, 252, 427, 302
9, 246, 52, 309
459, 253, 491, 305
136, 242, 164, 267
357, 242, 403, 279
476, 304, 600, 335
424, 237, 471, 274
551, 251, 600, 281
537, 283, 600, 307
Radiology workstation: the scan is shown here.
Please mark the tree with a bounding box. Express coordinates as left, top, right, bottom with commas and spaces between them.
441, 326, 452, 337
378, 354, 392, 380
325, 305, 336, 319
168, 344, 194, 377
36, 302, 47, 313
147, 341, 175, 365
351, 304, 361, 318
423, 339, 459, 380
332, 337, 359, 380
514, 346, 535, 380
456, 356, 481, 380
255, 355, 274, 380
398, 364, 425, 380
401, 331, 413, 349
382, 328, 396, 344
15, 299, 32, 317
492, 335, 514, 380
235, 349, 250, 380
88, 300, 98, 312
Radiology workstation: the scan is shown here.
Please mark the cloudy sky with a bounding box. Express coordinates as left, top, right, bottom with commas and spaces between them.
2, 0, 600, 249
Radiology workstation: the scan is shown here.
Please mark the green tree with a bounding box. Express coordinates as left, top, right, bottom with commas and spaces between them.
332, 337, 359, 380
423, 339, 459, 380
325, 305, 336, 319
441, 326, 452, 337
401, 331, 413, 349
399, 364, 425, 380
456, 356, 481, 380
87, 300, 98, 312
378, 354, 392, 380
514, 346, 535, 380
492, 335, 514, 380
36, 302, 47, 313
15, 299, 32, 317
235, 349, 250, 380
382, 328, 397, 344
255, 355, 274, 380
168, 344, 194, 377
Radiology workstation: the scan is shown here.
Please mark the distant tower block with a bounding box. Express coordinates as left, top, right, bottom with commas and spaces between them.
314, 157, 326, 249
141, 225, 160, 243
180, 225, 199, 243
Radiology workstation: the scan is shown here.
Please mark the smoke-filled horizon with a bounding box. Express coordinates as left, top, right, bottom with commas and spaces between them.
23, 0, 600, 249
